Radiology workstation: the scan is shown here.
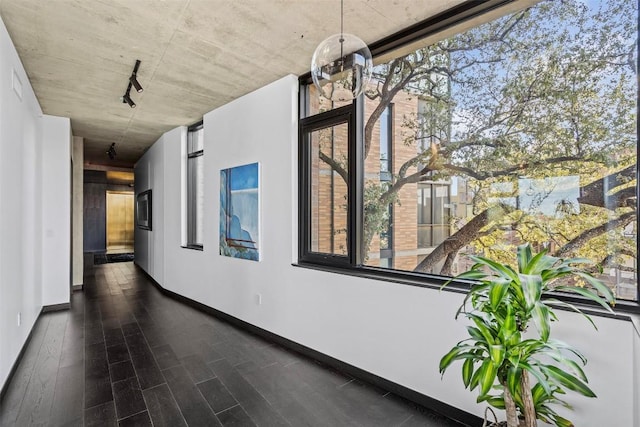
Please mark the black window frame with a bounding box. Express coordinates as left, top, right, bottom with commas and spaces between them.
299, 102, 363, 267
185, 120, 204, 250
296, 0, 640, 313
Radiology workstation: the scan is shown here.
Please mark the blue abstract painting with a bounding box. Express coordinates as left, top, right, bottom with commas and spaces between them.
220, 162, 260, 261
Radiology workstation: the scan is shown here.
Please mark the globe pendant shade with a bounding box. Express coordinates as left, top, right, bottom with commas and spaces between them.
311, 33, 373, 102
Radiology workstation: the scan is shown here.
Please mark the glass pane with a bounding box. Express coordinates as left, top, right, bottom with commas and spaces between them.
359, 0, 637, 301
194, 155, 204, 245
306, 84, 354, 117
188, 127, 204, 153
310, 123, 349, 255
188, 155, 204, 245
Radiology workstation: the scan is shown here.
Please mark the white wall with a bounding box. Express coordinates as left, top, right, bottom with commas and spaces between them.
72, 136, 84, 287
41, 115, 71, 306
135, 74, 639, 426
0, 16, 71, 390
134, 133, 167, 284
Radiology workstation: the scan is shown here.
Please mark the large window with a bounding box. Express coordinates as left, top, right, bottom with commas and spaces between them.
187, 121, 204, 248
300, 0, 639, 304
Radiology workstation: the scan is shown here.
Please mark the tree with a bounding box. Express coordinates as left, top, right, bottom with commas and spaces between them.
316, 0, 637, 291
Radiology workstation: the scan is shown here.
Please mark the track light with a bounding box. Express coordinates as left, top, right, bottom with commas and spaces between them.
130, 75, 143, 93
107, 143, 117, 160
121, 59, 142, 108
123, 92, 136, 108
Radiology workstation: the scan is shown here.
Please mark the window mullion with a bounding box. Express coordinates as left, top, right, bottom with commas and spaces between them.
350, 96, 364, 267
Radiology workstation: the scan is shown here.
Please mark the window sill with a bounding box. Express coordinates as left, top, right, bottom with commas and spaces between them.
292, 261, 640, 318
181, 244, 203, 251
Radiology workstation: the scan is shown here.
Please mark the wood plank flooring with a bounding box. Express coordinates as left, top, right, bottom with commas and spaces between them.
0, 262, 464, 427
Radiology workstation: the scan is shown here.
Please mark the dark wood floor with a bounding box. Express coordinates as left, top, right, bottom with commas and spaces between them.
0, 262, 464, 427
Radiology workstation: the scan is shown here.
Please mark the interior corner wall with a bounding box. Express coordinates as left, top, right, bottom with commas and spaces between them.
134, 74, 637, 426
134, 130, 170, 284
0, 16, 72, 390
0, 14, 44, 390
72, 136, 84, 286
41, 115, 71, 306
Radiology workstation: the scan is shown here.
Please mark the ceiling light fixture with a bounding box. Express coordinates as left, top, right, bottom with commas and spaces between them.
107, 143, 117, 160
121, 59, 142, 108
311, 0, 372, 102
130, 59, 143, 93
123, 92, 136, 108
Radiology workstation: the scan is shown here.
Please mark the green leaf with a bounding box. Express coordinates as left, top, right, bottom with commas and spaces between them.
519, 361, 551, 396
545, 339, 587, 365
469, 364, 482, 391
468, 255, 518, 281
468, 314, 496, 346
551, 415, 574, 427
543, 298, 597, 329
442, 270, 487, 290
503, 304, 516, 333
466, 326, 485, 342
489, 278, 511, 309
542, 365, 597, 398
489, 344, 505, 367
531, 383, 548, 405
574, 272, 615, 304
506, 365, 522, 397
519, 274, 542, 311
554, 285, 614, 313
479, 359, 498, 396
525, 251, 556, 275
500, 305, 519, 345
550, 354, 588, 382
457, 270, 489, 281
517, 243, 533, 273
439, 347, 465, 374
532, 302, 551, 341
506, 330, 522, 347
455, 283, 489, 319
486, 396, 506, 410
462, 358, 474, 388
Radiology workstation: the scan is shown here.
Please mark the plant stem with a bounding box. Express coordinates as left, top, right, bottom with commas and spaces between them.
520, 370, 537, 427
503, 384, 519, 427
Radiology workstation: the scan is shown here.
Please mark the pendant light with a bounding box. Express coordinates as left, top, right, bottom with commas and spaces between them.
311, 0, 373, 102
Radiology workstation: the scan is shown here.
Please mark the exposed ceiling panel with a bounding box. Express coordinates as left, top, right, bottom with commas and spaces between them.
0, 0, 464, 168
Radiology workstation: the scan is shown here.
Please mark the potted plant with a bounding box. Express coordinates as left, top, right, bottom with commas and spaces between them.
439, 244, 615, 427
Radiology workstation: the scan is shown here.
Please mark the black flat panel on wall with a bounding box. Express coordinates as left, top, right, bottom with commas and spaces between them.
83, 179, 107, 252
83, 170, 134, 253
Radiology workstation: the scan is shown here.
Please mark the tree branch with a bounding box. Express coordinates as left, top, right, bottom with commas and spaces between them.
414, 204, 512, 273
318, 151, 348, 184
554, 211, 636, 258
442, 156, 584, 181
578, 164, 636, 209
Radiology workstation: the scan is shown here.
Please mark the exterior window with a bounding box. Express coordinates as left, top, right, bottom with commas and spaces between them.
300, 0, 639, 304
418, 184, 450, 250
300, 106, 356, 266
187, 122, 204, 248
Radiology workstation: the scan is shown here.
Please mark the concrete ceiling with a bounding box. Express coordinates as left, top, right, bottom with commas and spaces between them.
0, 0, 464, 168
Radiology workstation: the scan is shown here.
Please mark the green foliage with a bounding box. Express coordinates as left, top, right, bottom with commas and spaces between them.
353, 0, 638, 281
440, 244, 615, 426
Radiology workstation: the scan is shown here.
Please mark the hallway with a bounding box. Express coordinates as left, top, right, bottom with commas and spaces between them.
0, 262, 461, 427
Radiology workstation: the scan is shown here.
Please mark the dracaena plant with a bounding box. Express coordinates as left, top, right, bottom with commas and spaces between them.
439, 244, 615, 427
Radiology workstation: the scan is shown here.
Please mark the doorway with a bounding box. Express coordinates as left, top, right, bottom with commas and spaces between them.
106, 191, 134, 254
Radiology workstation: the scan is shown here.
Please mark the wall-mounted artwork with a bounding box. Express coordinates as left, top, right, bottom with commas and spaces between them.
220, 162, 260, 261
136, 189, 152, 230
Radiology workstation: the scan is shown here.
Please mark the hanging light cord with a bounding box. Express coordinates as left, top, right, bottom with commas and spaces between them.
339, 0, 345, 70
340, 0, 344, 41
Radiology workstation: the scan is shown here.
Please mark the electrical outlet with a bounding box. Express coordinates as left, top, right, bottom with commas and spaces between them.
17, 312, 21, 327
256, 294, 262, 305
